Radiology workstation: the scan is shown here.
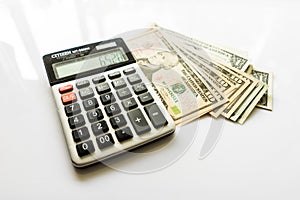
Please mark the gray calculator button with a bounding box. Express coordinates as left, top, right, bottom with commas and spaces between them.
127, 109, 151, 135
96, 133, 115, 149
96, 83, 111, 95
122, 97, 138, 110
76, 140, 95, 157
115, 127, 133, 142
138, 92, 154, 105
72, 127, 90, 142
79, 87, 94, 100
123, 67, 136, 75
92, 75, 105, 84
144, 104, 168, 128
116, 88, 132, 100
133, 83, 148, 94
112, 78, 127, 89
83, 97, 99, 111
100, 92, 116, 105
91, 121, 109, 136
76, 80, 90, 89
68, 114, 85, 129
108, 71, 121, 79
87, 109, 104, 123
65, 103, 81, 117
104, 103, 121, 117
110, 114, 127, 129
127, 74, 142, 85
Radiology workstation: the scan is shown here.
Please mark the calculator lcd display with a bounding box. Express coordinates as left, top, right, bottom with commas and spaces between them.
53, 48, 128, 79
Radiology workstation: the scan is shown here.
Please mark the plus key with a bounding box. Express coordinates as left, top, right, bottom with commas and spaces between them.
127, 109, 150, 135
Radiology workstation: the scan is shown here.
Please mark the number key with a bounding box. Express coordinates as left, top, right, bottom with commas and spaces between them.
72, 127, 90, 142
96, 133, 115, 149
91, 121, 109, 136
104, 103, 121, 116
100, 92, 116, 105
110, 114, 127, 129
65, 103, 81, 117
76, 140, 95, 157
68, 114, 85, 129
83, 97, 99, 111
87, 109, 104, 123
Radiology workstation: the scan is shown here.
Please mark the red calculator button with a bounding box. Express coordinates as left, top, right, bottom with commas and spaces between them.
61, 92, 77, 105
59, 84, 73, 94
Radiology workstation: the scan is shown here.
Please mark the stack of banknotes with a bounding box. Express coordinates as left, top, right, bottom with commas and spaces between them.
123, 25, 273, 125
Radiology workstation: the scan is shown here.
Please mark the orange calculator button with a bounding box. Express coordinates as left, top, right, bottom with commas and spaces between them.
59, 84, 73, 94
61, 92, 77, 105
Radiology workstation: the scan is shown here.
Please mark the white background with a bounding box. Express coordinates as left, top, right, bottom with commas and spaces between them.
0, 0, 299, 199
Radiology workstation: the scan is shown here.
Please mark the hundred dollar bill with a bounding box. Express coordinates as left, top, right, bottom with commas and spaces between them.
237, 83, 268, 124
251, 69, 273, 111
158, 26, 250, 72
125, 28, 226, 124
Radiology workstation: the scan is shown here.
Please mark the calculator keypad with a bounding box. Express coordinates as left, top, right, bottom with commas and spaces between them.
56, 64, 174, 165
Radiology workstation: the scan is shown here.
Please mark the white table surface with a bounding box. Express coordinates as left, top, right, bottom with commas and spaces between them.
1, 0, 300, 199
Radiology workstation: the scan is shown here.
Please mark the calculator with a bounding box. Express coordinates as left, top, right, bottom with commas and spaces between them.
43, 38, 176, 168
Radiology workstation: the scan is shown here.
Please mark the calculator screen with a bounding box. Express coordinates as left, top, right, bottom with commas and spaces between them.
53, 48, 128, 79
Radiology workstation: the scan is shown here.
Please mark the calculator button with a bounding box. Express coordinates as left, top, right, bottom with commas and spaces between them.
122, 97, 138, 110
110, 114, 127, 129
96, 133, 115, 149
76, 140, 95, 157
72, 127, 90, 142
104, 103, 121, 116
127, 109, 151, 135
133, 83, 148, 95
68, 114, 85, 129
112, 78, 127, 89
65, 103, 81, 117
76, 80, 90, 89
144, 104, 168, 129
116, 88, 132, 100
79, 87, 94, 100
100, 92, 116, 105
91, 121, 109, 136
96, 83, 111, 95
115, 127, 133, 142
83, 97, 99, 111
59, 84, 73, 94
61, 92, 77, 105
108, 71, 121, 79
138, 92, 154, 105
123, 67, 136, 75
127, 74, 142, 85
92, 75, 106, 84
87, 109, 104, 123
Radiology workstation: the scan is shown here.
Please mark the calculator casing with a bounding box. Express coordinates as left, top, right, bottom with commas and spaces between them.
43, 38, 176, 168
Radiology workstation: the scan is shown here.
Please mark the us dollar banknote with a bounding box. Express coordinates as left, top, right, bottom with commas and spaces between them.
125, 28, 226, 125
251, 69, 273, 111
157, 26, 250, 72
